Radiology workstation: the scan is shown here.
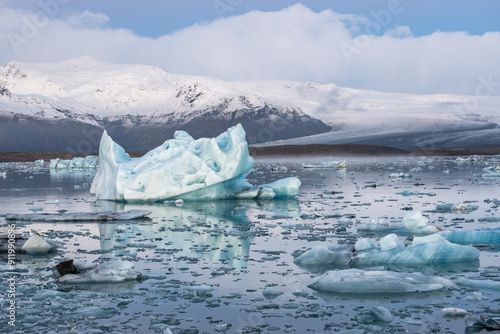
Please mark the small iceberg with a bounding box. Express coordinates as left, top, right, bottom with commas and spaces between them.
56, 260, 142, 284
50, 156, 98, 169
308, 269, 454, 294
90, 124, 300, 202
0, 231, 59, 254
293, 244, 353, 267
295, 233, 480, 269
351, 234, 480, 267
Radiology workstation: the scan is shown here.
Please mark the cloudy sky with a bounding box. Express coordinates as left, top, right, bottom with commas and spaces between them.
1, 0, 499, 95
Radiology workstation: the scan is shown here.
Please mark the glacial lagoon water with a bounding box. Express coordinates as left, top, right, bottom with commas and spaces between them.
1, 155, 499, 333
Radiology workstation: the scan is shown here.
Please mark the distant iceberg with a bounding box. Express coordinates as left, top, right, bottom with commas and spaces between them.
90, 124, 301, 202
50, 156, 98, 169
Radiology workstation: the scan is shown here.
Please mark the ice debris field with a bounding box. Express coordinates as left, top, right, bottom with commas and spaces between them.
1, 132, 500, 333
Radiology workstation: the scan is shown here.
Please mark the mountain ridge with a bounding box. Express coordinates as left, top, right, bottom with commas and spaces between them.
1, 57, 499, 152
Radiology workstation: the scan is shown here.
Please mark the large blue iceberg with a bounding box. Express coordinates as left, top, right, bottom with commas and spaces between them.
90, 124, 301, 202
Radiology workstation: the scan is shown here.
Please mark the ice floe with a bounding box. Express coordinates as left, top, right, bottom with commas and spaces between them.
56, 260, 142, 284
90, 124, 301, 201
5, 210, 151, 222
308, 269, 455, 293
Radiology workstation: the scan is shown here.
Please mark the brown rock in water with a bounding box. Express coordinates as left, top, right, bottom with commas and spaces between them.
56, 259, 78, 276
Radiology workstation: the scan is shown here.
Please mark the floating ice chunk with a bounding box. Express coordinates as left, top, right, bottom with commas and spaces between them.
293, 245, 353, 267
262, 287, 284, 298
440, 228, 500, 245
308, 269, 454, 293
56, 260, 141, 284
403, 211, 429, 230
379, 233, 403, 251
21, 232, 57, 254
354, 238, 375, 252
29, 205, 43, 213
90, 124, 300, 201
357, 306, 394, 324
6, 210, 151, 222
442, 308, 468, 316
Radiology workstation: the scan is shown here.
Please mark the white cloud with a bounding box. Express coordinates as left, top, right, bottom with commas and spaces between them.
66, 11, 109, 29
0, 4, 499, 96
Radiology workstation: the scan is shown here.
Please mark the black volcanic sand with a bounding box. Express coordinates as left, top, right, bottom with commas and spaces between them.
1, 144, 500, 162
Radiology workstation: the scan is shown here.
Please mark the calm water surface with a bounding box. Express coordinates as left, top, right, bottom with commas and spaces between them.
0, 155, 499, 333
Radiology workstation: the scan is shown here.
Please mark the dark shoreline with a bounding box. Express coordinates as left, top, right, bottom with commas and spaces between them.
0, 144, 499, 162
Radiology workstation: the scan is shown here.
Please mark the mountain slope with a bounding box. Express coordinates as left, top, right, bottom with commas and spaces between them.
1, 56, 499, 152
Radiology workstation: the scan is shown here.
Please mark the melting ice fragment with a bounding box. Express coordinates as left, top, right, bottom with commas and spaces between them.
21, 231, 58, 254
308, 269, 454, 293
90, 124, 300, 201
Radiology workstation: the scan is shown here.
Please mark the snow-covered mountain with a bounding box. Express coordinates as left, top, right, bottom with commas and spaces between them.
0, 56, 330, 152
1, 56, 499, 152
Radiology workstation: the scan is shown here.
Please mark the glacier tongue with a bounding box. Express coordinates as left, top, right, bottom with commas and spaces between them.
90, 124, 301, 201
